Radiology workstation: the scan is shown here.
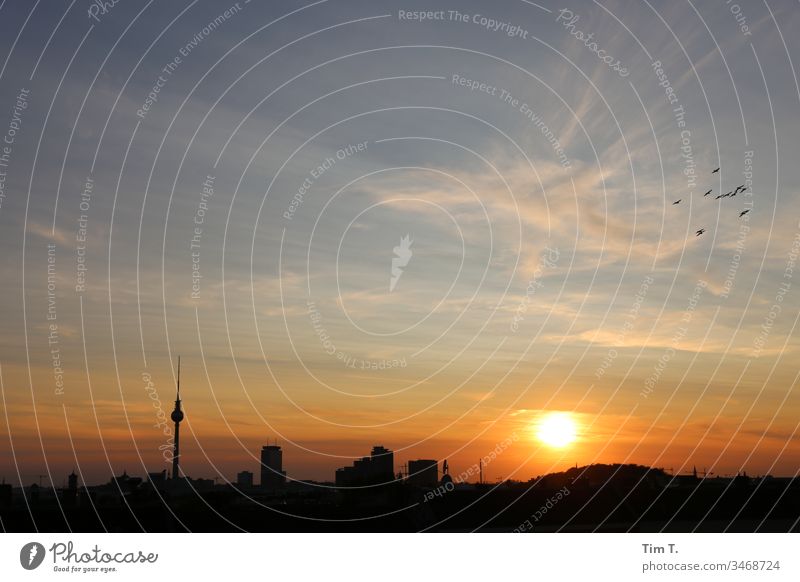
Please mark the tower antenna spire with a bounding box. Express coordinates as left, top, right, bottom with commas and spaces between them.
171, 355, 184, 480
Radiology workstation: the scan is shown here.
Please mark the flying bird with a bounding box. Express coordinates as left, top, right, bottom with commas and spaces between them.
715, 194, 724, 199
696, 229, 706, 236
704, 189, 712, 196
712, 167, 720, 173
739, 209, 750, 218
673, 199, 681, 205
738, 186, 748, 193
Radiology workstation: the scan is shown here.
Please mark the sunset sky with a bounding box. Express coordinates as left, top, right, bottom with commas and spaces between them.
1, 0, 799, 487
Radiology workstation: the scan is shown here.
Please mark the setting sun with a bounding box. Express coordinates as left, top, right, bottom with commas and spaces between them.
535, 412, 578, 448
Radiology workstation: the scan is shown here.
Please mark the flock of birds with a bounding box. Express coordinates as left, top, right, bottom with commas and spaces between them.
672, 166, 750, 237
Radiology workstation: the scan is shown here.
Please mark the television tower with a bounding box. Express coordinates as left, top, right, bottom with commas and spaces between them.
170, 356, 184, 479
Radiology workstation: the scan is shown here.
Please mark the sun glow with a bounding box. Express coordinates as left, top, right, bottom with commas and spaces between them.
535, 412, 578, 448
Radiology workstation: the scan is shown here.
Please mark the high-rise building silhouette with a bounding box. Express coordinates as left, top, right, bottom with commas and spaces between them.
170, 357, 184, 480
237, 471, 254, 488
335, 445, 395, 487
260, 444, 286, 490
407, 460, 438, 488
370, 446, 393, 481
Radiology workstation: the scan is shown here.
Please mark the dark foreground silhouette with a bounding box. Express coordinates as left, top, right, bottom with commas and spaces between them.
2, 464, 798, 532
